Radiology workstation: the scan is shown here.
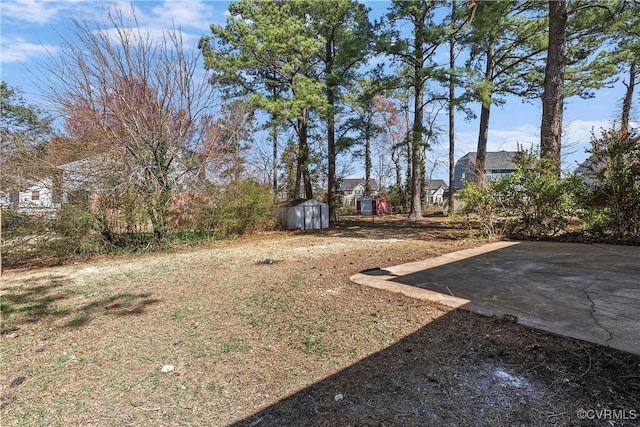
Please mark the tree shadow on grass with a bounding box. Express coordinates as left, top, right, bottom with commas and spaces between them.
1, 276, 72, 332
62, 292, 161, 328
0, 275, 160, 332
232, 310, 640, 427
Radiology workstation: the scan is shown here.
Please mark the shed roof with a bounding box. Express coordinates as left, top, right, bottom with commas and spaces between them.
277, 198, 327, 208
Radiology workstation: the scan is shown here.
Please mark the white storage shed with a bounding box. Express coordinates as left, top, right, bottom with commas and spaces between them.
276, 199, 329, 231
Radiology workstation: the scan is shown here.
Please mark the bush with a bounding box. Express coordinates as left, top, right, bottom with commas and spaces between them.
459, 151, 585, 238
169, 191, 214, 234
214, 180, 276, 237
459, 180, 506, 237
582, 129, 640, 243
1, 211, 48, 239
53, 204, 95, 237
498, 153, 584, 237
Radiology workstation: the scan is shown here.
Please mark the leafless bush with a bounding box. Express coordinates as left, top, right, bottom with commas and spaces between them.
41, 5, 236, 240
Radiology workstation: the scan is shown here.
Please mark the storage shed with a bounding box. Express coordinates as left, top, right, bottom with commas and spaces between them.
356, 195, 391, 215
276, 199, 329, 231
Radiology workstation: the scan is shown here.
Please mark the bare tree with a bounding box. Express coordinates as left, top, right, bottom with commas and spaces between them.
42, 6, 226, 240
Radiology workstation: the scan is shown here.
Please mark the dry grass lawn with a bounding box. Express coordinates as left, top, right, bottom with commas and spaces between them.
1, 217, 639, 426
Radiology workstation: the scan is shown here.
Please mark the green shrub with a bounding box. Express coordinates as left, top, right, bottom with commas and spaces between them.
498, 153, 584, 237
214, 180, 276, 237
1, 211, 48, 238
53, 204, 95, 237
459, 151, 585, 238
459, 179, 506, 237
582, 129, 640, 243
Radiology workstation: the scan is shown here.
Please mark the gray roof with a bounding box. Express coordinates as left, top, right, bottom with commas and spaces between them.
340, 178, 378, 191
574, 155, 598, 185
426, 179, 447, 190
459, 151, 518, 171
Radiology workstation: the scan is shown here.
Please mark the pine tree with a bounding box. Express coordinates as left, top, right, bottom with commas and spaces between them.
200, 0, 326, 199
379, 0, 448, 219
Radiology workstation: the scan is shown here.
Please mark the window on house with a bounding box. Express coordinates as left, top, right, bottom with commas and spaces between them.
31, 191, 40, 201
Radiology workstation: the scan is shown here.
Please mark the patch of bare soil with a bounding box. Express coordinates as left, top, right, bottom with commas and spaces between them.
1, 217, 638, 426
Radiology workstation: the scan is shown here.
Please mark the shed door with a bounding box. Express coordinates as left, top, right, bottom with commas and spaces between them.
304, 205, 321, 230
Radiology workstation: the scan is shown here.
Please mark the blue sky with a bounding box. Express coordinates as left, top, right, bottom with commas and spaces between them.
1, 0, 637, 181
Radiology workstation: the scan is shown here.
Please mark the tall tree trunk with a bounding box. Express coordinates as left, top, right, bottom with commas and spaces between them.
410, 90, 424, 219
270, 76, 280, 195
405, 133, 412, 204
234, 139, 241, 182
326, 41, 337, 222
474, 43, 495, 187
327, 109, 337, 218
272, 121, 278, 194
392, 148, 402, 196
409, 31, 424, 219
365, 110, 372, 195
621, 60, 637, 132
150, 183, 171, 241
149, 143, 171, 241
540, 0, 567, 175
448, 6, 456, 214
294, 135, 302, 200
298, 109, 313, 200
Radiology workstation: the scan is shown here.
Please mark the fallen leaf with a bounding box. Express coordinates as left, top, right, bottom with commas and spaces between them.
104, 303, 122, 310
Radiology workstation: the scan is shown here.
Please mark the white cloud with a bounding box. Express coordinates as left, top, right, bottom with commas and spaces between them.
1, 0, 63, 24
0, 37, 58, 63
441, 119, 619, 173
150, 0, 219, 31
1, 0, 112, 27
562, 119, 617, 169
452, 123, 540, 159
92, 1, 225, 48
563, 119, 612, 144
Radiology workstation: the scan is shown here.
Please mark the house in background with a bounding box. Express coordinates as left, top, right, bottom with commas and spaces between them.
1, 191, 15, 211
15, 178, 62, 216
454, 151, 518, 189
425, 179, 447, 205
340, 178, 379, 206
59, 156, 113, 192
574, 156, 598, 186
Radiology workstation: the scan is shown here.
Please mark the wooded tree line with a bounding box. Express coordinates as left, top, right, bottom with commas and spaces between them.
2, 0, 638, 243
199, 0, 638, 221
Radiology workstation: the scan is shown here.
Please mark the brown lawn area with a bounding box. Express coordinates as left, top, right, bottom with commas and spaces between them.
1, 216, 639, 426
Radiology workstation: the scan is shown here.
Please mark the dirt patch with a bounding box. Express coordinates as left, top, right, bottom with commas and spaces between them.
1, 217, 638, 426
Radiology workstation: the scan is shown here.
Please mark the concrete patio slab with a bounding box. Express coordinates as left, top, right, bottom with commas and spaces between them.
350, 241, 640, 355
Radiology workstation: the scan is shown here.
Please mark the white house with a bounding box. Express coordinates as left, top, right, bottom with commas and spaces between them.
1, 191, 14, 210
340, 178, 379, 206
426, 179, 447, 205
16, 178, 61, 216
57, 151, 206, 205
